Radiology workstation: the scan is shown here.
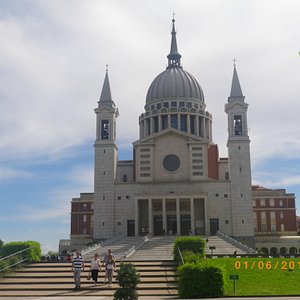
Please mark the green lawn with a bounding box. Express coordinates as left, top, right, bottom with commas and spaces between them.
201, 257, 300, 296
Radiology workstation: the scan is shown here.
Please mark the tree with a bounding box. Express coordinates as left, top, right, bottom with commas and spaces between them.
114, 262, 140, 300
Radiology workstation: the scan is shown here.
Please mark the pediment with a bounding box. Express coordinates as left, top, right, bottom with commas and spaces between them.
133, 128, 204, 146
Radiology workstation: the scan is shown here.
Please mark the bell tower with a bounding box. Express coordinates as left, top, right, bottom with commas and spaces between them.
225, 63, 254, 247
93, 67, 119, 240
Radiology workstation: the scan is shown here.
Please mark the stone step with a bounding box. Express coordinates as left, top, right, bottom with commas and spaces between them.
35, 261, 176, 266
0, 288, 178, 297
0, 282, 178, 290
3, 270, 176, 278
0, 276, 177, 284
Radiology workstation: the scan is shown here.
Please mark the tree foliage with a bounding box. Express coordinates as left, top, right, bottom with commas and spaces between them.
114, 262, 140, 300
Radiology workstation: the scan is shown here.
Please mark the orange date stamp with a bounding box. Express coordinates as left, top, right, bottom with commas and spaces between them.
234, 260, 299, 270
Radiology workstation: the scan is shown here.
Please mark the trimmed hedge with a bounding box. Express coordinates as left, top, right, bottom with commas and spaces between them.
178, 263, 225, 298
173, 236, 205, 263
0, 241, 42, 262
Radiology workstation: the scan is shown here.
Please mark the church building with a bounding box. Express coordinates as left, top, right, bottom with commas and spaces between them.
67, 18, 257, 250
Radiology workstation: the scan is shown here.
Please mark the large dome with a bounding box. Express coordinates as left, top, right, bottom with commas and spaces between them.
146, 67, 204, 103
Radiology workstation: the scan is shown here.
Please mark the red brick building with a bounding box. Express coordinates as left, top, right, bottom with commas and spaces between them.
252, 185, 297, 235
70, 193, 94, 244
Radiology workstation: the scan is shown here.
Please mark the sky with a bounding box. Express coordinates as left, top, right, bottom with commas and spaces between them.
0, 0, 299, 254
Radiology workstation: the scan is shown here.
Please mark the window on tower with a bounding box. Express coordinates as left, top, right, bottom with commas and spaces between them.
101, 120, 109, 139
234, 115, 243, 136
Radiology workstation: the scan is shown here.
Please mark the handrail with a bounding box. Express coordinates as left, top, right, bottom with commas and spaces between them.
216, 231, 257, 254
122, 235, 150, 259
177, 247, 184, 265
0, 247, 31, 261
0, 247, 32, 272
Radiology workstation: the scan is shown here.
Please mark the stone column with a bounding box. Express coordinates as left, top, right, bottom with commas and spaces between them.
196, 116, 199, 136
167, 114, 171, 129
143, 119, 147, 137
162, 198, 167, 234
187, 114, 191, 133
140, 121, 144, 139
158, 115, 162, 131
135, 199, 139, 236
148, 199, 153, 235
203, 117, 206, 139
190, 198, 195, 234
150, 117, 153, 135
176, 198, 181, 235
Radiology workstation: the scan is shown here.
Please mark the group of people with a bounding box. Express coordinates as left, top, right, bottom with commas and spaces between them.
71, 249, 116, 290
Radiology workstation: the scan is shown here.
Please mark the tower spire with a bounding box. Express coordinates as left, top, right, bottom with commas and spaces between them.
167, 17, 182, 69
99, 66, 113, 105
229, 62, 244, 100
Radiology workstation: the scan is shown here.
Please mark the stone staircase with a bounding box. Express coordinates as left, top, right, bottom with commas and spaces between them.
82, 236, 146, 261
205, 236, 248, 255
0, 260, 177, 298
125, 236, 177, 261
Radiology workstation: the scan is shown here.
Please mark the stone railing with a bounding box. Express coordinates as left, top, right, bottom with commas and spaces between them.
216, 231, 257, 254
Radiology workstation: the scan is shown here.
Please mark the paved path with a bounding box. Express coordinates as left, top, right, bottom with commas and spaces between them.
2, 296, 300, 300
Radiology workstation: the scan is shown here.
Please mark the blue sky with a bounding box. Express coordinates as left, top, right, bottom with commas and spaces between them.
0, 0, 300, 253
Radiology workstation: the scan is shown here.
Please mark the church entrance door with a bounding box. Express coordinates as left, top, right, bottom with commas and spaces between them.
180, 215, 191, 235
153, 216, 163, 235
127, 220, 135, 236
167, 215, 177, 235
210, 218, 219, 235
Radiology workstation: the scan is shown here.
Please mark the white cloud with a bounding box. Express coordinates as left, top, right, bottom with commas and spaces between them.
0, 167, 32, 180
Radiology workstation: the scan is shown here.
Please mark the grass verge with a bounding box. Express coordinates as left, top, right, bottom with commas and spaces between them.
201, 257, 300, 296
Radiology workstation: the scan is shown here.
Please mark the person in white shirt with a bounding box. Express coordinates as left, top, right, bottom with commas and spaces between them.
90, 253, 101, 285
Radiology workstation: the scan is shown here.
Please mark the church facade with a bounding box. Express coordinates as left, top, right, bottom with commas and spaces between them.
67, 18, 256, 249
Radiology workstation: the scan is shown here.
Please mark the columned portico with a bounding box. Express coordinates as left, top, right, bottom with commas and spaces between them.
135, 196, 205, 236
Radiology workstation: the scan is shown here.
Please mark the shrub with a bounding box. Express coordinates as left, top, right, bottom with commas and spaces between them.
114, 262, 140, 300
174, 236, 205, 263
0, 260, 8, 275
178, 263, 225, 298
182, 250, 203, 264
0, 241, 42, 262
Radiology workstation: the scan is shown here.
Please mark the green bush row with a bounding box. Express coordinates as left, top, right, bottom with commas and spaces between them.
0, 241, 42, 262
173, 236, 205, 263
174, 237, 226, 298
178, 263, 226, 298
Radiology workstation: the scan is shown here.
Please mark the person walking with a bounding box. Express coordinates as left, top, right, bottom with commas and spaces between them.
72, 251, 84, 290
103, 249, 115, 287
90, 253, 101, 285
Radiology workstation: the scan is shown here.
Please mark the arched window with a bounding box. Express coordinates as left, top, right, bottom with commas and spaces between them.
270, 247, 278, 255
290, 247, 297, 254
280, 247, 287, 255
